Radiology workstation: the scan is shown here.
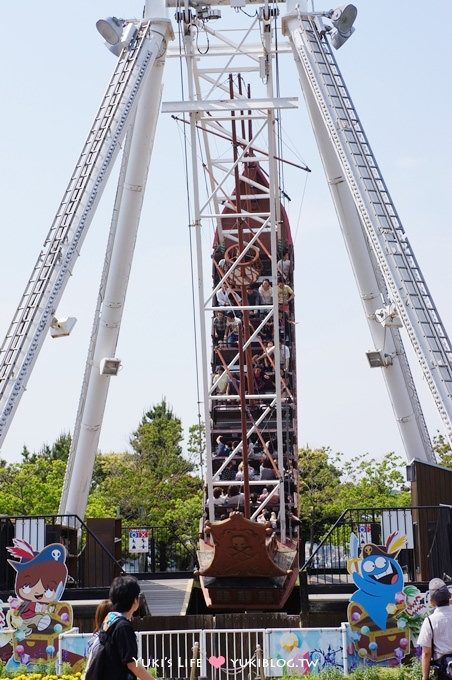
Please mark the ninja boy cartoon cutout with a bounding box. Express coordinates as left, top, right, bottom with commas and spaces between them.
5, 539, 73, 668
347, 531, 410, 664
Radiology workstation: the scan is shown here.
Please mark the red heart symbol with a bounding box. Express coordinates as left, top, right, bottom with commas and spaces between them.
209, 655, 226, 669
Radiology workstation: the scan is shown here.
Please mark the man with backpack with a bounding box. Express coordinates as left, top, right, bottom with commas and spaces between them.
418, 578, 452, 680
85, 575, 155, 680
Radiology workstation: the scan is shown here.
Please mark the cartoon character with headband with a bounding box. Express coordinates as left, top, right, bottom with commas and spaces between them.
5, 539, 72, 668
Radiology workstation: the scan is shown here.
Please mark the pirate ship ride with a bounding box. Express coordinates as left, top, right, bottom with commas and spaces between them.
195, 150, 300, 610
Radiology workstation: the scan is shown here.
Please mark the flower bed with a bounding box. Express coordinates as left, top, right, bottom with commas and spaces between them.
0, 661, 82, 680
0, 675, 81, 680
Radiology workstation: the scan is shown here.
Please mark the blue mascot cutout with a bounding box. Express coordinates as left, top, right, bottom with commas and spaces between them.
347, 531, 410, 664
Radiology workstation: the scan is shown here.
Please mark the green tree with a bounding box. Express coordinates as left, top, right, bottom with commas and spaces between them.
0, 429, 108, 517
94, 400, 203, 528
21, 432, 71, 463
298, 448, 411, 560
298, 447, 342, 548
432, 432, 452, 468
332, 451, 411, 510
131, 399, 193, 478
187, 422, 206, 477
0, 458, 67, 515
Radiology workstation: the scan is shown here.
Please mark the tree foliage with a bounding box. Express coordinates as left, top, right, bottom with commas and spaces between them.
0, 399, 416, 565
93, 399, 202, 529
0, 401, 202, 527
0, 458, 67, 515
298, 447, 341, 546
21, 432, 71, 463
298, 448, 411, 546
186, 422, 206, 476
331, 450, 411, 511
432, 432, 452, 468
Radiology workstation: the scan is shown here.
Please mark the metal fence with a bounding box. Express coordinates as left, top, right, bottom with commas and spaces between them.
0, 516, 198, 591
138, 628, 269, 679
121, 526, 197, 574
302, 505, 452, 585
0, 514, 123, 590
60, 626, 349, 678
1, 505, 450, 591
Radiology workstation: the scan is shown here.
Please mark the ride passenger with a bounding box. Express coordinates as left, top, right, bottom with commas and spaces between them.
277, 251, 291, 281
277, 278, 294, 313
235, 461, 256, 481
224, 311, 240, 347
213, 311, 227, 345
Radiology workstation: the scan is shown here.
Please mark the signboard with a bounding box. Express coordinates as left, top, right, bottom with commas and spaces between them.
128, 528, 149, 553
357, 523, 372, 547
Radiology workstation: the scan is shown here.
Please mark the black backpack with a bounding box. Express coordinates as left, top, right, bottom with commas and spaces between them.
84, 614, 125, 680
427, 616, 452, 680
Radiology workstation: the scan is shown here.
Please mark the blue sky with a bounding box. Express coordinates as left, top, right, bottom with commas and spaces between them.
0, 0, 451, 464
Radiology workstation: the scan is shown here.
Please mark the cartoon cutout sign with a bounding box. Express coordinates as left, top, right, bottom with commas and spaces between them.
4, 539, 73, 669
347, 531, 410, 664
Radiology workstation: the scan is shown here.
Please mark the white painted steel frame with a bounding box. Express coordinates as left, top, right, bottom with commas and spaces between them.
175, 8, 292, 539
60, 2, 173, 517
0, 19, 156, 451
283, 2, 440, 462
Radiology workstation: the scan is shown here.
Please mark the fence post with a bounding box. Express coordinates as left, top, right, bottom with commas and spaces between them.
299, 569, 310, 617
255, 644, 265, 680
190, 642, 200, 680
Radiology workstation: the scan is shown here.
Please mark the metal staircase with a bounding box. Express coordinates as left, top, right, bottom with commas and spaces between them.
0, 20, 153, 446
286, 12, 452, 444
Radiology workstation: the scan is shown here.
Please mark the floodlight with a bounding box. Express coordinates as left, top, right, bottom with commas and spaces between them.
329, 4, 357, 49
366, 350, 393, 368
100, 357, 121, 376
96, 17, 125, 45
331, 4, 357, 33
50, 316, 77, 338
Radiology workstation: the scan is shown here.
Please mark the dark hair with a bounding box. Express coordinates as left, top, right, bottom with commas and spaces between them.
109, 575, 140, 612
213, 487, 223, 498
93, 599, 112, 633
432, 586, 450, 606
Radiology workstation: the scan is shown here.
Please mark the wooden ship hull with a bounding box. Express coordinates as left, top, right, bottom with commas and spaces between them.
197, 161, 299, 610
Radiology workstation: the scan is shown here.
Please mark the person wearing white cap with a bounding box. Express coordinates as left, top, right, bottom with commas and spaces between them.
417, 578, 452, 680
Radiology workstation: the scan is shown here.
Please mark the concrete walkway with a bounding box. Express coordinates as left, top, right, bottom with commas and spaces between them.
139, 578, 193, 616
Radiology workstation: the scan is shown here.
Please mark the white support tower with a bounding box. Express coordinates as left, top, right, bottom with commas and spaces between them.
0, 21, 156, 448
59, 4, 173, 518
282, 3, 452, 463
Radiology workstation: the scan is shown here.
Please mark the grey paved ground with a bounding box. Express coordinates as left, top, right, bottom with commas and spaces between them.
139, 578, 194, 616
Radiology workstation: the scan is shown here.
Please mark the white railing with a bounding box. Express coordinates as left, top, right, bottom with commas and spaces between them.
59, 625, 349, 677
